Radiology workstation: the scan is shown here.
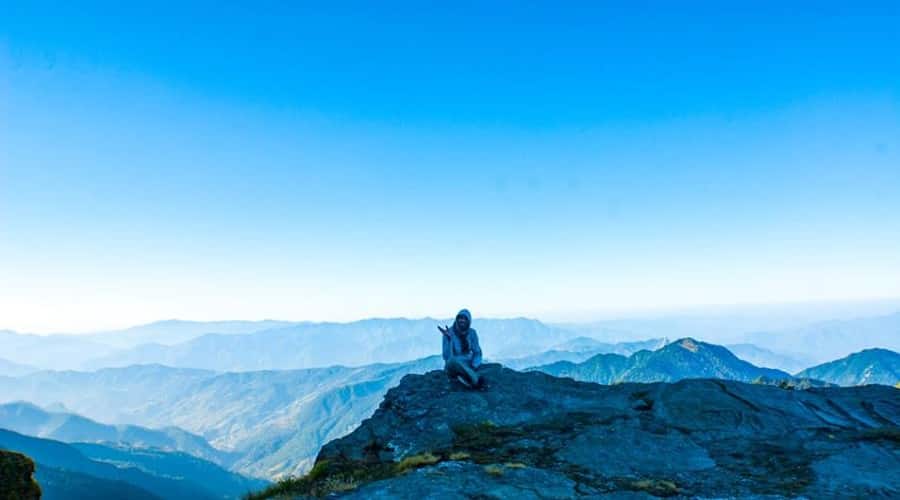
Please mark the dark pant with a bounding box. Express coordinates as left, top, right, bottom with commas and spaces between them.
445, 356, 480, 387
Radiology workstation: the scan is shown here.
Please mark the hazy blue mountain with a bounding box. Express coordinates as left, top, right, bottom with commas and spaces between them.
84, 319, 299, 348
531, 338, 791, 384
500, 350, 607, 370
0, 321, 300, 371
0, 402, 228, 465
0, 365, 218, 423
0, 357, 445, 478
85, 318, 576, 371
0, 330, 115, 370
534, 352, 633, 383
556, 300, 900, 344
0, 357, 37, 377
0, 429, 260, 499
35, 466, 159, 500
551, 336, 668, 354
741, 311, 900, 363
795, 348, 900, 386
72, 443, 267, 498
501, 338, 668, 370
726, 343, 812, 373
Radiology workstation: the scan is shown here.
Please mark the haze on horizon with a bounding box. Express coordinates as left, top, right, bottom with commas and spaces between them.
3, 3, 900, 333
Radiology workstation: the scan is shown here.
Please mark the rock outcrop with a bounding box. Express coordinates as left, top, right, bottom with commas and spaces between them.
259, 364, 900, 498
0, 450, 41, 499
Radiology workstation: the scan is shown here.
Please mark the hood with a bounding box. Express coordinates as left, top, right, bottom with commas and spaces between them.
454, 309, 472, 332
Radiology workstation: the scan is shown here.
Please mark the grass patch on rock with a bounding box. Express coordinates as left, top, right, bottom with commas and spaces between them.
631, 478, 679, 496
395, 452, 440, 473
483, 464, 505, 476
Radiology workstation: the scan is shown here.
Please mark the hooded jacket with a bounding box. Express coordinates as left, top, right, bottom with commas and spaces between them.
442, 309, 483, 368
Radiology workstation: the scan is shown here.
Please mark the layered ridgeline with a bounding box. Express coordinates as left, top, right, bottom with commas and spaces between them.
0, 357, 444, 478
2, 339, 886, 482
741, 311, 900, 364
3, 318, 575, 372
500, 337, 668, 370
0, 320, 300, 371
796, 348, 900, 386
0, 429, 266, 499
0, 357, 38, 377
530, 338, 792, 384
723, 343, 812, 373
250, 365, 900, 499
0, 402, 229, 465
5, 313, 900, 372
84, 318, 573, 371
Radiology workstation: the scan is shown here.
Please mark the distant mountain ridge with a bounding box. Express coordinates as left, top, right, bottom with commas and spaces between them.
85, 318, 576, 371
0, 429, 266, 499
0, 357, 446, 478
0, 358, 38, 377
796, 348, 899, 386
741, 311, 900, 363
0, 320, 300, 370
531, 338, 791, 384
500, 338, 668, 369
84, 319, 299, 348
0, 401, 228, 465
725, 343, 812, 373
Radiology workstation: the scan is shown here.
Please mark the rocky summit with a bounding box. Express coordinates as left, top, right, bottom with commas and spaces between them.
258, 364, 900, 499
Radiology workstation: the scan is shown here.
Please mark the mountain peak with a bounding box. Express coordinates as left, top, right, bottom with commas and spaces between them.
675, 337, 700, 352
797, 348, 899, 386
252, 364, 900, 498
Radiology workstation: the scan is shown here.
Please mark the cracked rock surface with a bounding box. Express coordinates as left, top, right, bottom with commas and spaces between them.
305, 364, 899, 498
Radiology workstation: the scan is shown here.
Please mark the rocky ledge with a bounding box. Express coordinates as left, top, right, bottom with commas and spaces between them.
263, 364, 900, 499
0, 450, 41, 499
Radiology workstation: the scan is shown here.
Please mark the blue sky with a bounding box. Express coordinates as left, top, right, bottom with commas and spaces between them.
2, 2, 899, 332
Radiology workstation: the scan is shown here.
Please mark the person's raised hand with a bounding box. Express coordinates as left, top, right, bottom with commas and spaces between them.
437, 325, 451, 337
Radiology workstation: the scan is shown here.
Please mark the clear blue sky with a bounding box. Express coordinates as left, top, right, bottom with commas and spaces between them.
2, 2, 899, 332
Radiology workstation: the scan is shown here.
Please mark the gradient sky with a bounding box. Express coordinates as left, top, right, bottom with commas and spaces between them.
2, 2, 900, 332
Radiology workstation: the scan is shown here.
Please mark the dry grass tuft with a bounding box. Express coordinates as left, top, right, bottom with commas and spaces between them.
632, 478, 679, 496
395, 452, 440, 473
483, 464, 505, 476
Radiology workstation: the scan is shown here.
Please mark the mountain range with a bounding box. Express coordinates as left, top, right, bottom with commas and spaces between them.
2, 317, 899, 488
84, 318, 575, 371
530, 338, 791, 384
3, 318, 577, 372
4, 312, 900, 373
0, 401, 228, 465
740, 311, 900, 363
724, 343, 813, 373
797, 348, 899, 386
500, 337, 668, 370
0, 358, 445, 478
0, 428, 266, 499
0, 357, 38, 377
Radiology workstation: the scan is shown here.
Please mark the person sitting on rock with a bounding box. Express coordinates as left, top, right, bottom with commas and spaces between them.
438, 308, 483, 388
